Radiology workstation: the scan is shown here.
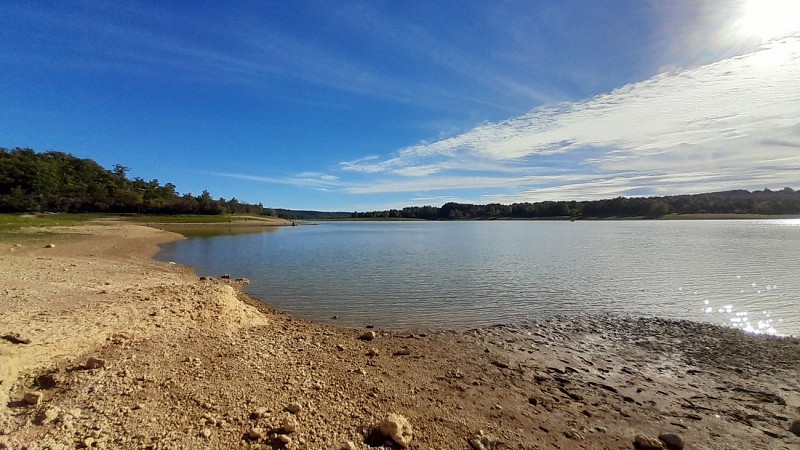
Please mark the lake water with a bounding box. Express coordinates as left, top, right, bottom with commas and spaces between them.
156, 220, 800, 336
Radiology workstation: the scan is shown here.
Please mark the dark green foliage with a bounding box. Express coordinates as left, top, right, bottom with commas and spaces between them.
352, 189, 800, 220
0, 148, 272, 215
273, 209, 351, 220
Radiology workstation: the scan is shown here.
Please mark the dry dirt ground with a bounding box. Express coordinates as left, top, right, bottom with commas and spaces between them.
1, 223, 799, 450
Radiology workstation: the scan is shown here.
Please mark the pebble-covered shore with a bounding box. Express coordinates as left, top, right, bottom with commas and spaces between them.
1, 223, 799, 449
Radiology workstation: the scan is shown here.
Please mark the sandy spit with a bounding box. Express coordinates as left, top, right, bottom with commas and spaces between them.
1, 223, 799, 450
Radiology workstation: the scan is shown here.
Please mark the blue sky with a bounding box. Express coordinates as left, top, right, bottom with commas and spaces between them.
2, 0, 799, 211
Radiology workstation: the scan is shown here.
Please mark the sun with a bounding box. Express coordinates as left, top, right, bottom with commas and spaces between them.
737, 0, 800, 42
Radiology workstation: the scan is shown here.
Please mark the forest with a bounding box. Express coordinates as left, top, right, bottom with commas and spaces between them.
351, 189, 800, 220
3, 147, 798, 219
0, 148, 272, 215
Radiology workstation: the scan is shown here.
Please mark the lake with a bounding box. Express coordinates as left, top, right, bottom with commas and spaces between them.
156, 220, 800, 336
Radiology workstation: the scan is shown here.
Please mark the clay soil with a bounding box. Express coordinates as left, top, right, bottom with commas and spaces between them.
1, 222, 799, 449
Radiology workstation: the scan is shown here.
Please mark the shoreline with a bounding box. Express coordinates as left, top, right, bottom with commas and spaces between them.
1, 223, 799, 449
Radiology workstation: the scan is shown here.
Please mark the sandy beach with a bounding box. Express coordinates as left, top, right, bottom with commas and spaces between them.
1, 222, 799, 449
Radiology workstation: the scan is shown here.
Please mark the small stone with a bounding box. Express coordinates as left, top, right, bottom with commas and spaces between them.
634, 434, 666, 450
85, 357, 106, 370
359, 331, 376, 341
23, 392, 43, 406
468, 430, 498, 450
336, 344, 346, 351
285, 403, 302, 414
446, 368, 464, 379
339, 441, 357, 450
200, 428, 212, 438
564, 429, 584, 441
281, 416, 298, 433
595, 426, 607, 433
275, 434, 292, 445
35, 406, 61, 425
366, 348, 380, 357
658, 433, 685, 450
250, 407, 269, 420
376, 413, 413, 449
789, 419, 800, 436
220, 274, 231, 279
490, 360, 510, 369
44, 243, 56, 248
392, 349, 411, 356
246, 427, 264, 440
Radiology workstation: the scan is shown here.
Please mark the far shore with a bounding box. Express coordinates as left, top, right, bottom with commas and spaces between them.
1, 221, 799, 449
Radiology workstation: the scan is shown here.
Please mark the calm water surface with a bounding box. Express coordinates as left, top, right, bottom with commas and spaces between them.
156, 220, 800, 336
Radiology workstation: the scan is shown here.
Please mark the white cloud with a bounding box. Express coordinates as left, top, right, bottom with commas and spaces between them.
341, 36, 800, 201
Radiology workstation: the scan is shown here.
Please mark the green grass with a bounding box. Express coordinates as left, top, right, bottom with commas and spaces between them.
0, 213, 102, 244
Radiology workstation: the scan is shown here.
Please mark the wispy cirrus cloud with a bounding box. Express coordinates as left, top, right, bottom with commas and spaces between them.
338, 36, 800, 202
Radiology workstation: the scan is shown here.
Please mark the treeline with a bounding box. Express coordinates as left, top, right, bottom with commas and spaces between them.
0, 148, 274, 215
351, 189, 800, 220
273, 208, 351, 220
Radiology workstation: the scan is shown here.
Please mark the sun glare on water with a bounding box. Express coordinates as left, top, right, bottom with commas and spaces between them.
737, 0, 800, 42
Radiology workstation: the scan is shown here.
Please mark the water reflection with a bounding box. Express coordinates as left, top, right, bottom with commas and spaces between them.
157, 220, 799, 336
698, 274, 786, 335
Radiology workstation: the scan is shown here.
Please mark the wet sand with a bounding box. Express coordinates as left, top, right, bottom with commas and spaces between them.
1, 222, 799, 449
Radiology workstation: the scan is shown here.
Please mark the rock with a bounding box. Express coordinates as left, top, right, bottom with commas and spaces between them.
44, 243, 56, 248
246, 427, 264, 441
634, 434, 666, 450
376, 413, 413, 449
281, 416, 298, 434
339, 441, 358, 450
285, 403, 302, 414
366, 348, 380, 357
790, 419, 800, 436
392, 349, 411, 356
275, 434, 292, 445
446, 368, 464, 379
199, 428, 212, 438
85, 357, 106, 370
468, 430, 498, 450
1, 333, 31, 345
35, 406, 61, 425
359, 331, 376, 341
250, 407, 269, 420
564, 429, 584, 441
220, 274, 231, 279
658, 433, 685, 450
336, 344, 346, 351
23, 392, 43, 406
490, 360, 510, 369
234, 278, 249, 284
